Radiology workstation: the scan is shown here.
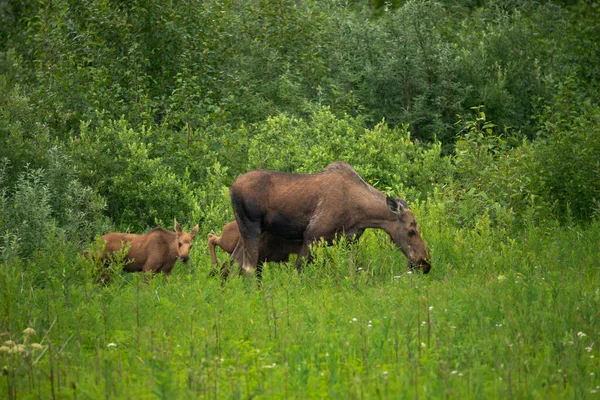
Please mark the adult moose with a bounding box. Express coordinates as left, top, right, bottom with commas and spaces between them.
230, 161, 431, 276
90, 218, 199, 275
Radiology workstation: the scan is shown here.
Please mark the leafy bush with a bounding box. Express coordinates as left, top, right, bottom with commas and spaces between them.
531, 84, 600, 221
70, 119, 196, 230
244, 108, 451, 201
0, 148, 109, 260
449, 100, 600, 227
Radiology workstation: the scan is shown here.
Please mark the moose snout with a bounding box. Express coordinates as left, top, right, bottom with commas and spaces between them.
409, 260, 431, 274
419, 260, 431, 274
180, 255, 190, 263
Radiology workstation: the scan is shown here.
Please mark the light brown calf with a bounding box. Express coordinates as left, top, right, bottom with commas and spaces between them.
92, 218, 198, 275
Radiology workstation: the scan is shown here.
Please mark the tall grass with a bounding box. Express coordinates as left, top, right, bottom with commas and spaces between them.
1, 214, 598, 399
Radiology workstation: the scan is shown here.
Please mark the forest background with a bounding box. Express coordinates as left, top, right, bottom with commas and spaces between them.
0, 0, 599, 398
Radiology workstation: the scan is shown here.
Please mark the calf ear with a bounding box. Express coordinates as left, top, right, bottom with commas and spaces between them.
174, 218, 183, 233
191, 224, 199, 237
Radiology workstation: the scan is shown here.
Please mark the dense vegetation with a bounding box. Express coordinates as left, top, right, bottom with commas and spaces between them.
1, 0, 599, 398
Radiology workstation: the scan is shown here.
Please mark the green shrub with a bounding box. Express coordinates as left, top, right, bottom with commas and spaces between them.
0, 147, 109, 260
531, 85, 600, 221
70, 118, 197, 230
244, 108, 450, 201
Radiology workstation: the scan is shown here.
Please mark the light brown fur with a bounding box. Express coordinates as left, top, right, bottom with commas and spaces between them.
92, 218, 198, 275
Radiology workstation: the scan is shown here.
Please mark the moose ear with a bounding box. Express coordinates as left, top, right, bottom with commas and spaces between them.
190, 224, 199, 237
174, 218, 183, 233
386, 196, 407, 215
386, 196, 400, 213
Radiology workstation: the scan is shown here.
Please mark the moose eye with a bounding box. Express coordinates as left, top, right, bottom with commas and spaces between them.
178, 243, 183, 248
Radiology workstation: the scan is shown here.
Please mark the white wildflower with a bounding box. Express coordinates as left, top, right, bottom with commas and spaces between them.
107, 343, 117, 348
23, 328, 36, 336
30, 343, 43, 351
577, 332, 587, 338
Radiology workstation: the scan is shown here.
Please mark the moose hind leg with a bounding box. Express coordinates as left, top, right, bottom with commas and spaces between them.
294, 242, 313, 273
231, 232, 260, 276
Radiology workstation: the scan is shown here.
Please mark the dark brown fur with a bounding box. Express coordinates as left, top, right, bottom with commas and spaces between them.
208, 220, 303, 266
89, 219, 199, 275
230, 161, 431, 275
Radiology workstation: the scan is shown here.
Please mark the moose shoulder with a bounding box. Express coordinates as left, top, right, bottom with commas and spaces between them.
229, 161, 431, 275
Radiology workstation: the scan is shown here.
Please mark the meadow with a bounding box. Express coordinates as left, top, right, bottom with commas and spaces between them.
2, 206, 598, 399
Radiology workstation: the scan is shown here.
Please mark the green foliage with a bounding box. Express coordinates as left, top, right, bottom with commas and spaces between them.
70, 119, 196, 230
451, 100, 600, 227
244, 109, 451, 201
531, 83, 600, 220
5, 0, 595, 145
0, 217, 598, 398
0, 148, 109, 261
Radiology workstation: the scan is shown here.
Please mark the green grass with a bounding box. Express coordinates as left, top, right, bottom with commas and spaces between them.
1, 217, 599, 399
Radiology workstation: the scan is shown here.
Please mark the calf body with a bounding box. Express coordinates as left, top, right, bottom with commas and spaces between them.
94, 219, 198, 275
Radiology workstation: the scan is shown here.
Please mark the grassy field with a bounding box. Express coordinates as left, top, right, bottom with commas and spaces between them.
1, 211, 599, 399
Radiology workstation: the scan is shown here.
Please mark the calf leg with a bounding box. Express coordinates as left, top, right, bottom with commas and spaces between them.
141, 256, 163, 273
207, 233, 221, 267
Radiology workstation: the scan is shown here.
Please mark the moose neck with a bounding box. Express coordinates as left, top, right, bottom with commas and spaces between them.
166, 231, 179, 260
354, 189, 397, 233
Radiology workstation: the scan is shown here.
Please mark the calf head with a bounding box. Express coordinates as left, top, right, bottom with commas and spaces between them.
386, 197, 431, 274
174, 218, 199, 263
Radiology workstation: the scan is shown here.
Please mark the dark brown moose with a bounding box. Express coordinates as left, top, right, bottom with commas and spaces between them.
91, 219, 199, 275
208, 220, 303, 278
229, 161, 431, 276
